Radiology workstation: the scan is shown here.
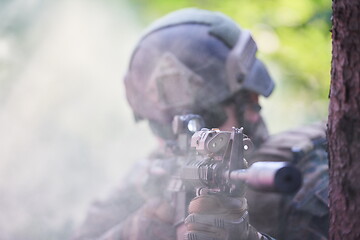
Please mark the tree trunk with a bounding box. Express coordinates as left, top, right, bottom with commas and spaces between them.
328, 0, 360, 239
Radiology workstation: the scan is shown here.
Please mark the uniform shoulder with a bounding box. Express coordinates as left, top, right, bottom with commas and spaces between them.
248, 122, 329, 239
250, 121, 327, 164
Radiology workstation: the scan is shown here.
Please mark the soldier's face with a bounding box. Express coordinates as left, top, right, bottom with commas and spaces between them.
220, 103, 262, 132
217, 104, 236, 131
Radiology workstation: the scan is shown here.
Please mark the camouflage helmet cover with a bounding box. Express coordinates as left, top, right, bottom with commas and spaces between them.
124, 8, 274, 123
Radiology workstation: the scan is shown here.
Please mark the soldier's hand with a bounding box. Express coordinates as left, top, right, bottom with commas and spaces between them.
184, 191, 270, 240
104, 198, 176, 240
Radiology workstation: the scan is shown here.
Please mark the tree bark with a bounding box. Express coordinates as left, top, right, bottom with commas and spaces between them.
328, 0, 360, 239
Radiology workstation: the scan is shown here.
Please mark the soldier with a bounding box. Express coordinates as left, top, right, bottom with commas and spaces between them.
72, 8, 328, 240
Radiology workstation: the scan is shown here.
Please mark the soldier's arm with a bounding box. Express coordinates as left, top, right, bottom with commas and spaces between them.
71, 183, 145, 240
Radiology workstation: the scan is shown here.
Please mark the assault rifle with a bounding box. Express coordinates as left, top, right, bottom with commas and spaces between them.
149, 114, 302, 236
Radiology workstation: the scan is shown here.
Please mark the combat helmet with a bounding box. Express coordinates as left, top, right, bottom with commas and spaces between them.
124, 8, 274, 138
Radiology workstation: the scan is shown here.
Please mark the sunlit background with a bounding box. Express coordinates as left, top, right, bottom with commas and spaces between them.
0, 0, 331, 239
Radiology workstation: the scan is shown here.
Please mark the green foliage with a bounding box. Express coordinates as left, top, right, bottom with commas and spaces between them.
125, 0, 331, 130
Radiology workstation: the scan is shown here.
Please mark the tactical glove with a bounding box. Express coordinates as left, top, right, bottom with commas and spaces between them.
184, 192, 272, 240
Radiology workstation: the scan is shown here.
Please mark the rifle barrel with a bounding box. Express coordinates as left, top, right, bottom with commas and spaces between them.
229, 162, 302, 194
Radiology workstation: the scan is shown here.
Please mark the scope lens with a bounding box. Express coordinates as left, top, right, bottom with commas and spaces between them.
187, 119, 202, 133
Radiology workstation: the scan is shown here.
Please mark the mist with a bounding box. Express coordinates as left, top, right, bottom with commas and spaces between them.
0, 0, 154, 239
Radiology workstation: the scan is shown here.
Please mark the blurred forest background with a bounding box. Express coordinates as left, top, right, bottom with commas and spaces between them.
0, 0, 330, 239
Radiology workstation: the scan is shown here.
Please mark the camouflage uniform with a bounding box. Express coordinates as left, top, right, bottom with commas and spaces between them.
71, 122, 328, 240
71, 149, 175, 240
